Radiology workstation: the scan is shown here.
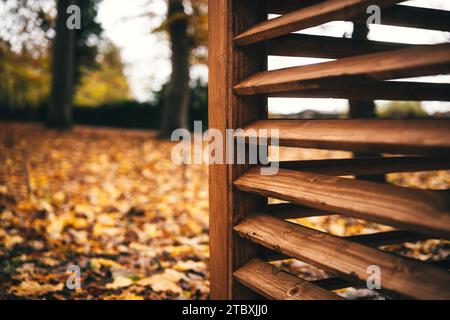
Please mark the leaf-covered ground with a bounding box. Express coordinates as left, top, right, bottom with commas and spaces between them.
1, 123, 209, 300
0, 123, 448, 300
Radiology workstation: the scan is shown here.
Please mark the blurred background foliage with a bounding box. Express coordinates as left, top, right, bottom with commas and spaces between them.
0, 0, 208, 130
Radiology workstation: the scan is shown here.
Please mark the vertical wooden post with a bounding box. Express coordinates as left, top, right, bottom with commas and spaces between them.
209, 0, 267, 300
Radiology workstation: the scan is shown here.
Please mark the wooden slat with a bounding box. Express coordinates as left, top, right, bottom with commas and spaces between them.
277, 156, 450, 176
234, 168, 450, 238
235, 119, 450, 156
269, 81, 450, 101
234, 213, 450, 299
267, 1, 450, 32
235, 0, 401, 46
234, 259, 343, 300
266, 34, 411, 59
235, 44, 450, 95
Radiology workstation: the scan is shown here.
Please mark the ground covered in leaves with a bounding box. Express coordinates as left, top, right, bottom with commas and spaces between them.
1, 123, 209, 299
0, 122, 449, 300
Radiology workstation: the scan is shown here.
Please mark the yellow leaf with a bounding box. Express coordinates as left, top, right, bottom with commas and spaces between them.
136, 269, 184, 294
106, 275, 133, 289
89, 258, 123, 270
174, 260, 206, 273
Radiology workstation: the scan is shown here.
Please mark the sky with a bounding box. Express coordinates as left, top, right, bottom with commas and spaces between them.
98, 0, 450, 114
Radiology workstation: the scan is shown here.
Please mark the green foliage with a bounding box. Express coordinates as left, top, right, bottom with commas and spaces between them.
0, 42, 51, 109
378, 101, 428, 119
74, 42, 132, 107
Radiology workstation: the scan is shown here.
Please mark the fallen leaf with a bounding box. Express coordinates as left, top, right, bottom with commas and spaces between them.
106, 275, 133, 289
137, 269, 184, 294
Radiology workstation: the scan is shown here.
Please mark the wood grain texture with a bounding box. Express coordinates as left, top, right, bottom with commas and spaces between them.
235, 119, 450, 156
234, 168, 450, 238
234, 44, 450, 95
209, 0, 269, 300
234, 0, 402, 45
267, 0, 450, 32
208, 0, 231, 300
277, 156, 450, 176
234, 213, 450, 300
234, 259, 343, 300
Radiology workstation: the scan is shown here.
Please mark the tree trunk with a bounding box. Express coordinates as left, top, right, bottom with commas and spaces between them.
349, 22, 385, 183
159, 0, 191, 139
47, 0, 76, 129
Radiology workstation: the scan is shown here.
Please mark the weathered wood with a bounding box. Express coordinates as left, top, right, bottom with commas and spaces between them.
234, 213, 450, 300
267, 1, 450, 32
234, 0, 402, 46
266, 34, 411, 59
235, 119, 450, 156
235, 44, 450, 95
208, 0, 268, 300
234, 259, 343, 300
270, 81, 450, 102
208, 0, 230, 300
277, 156, 450, 176
235, 168, 450, 238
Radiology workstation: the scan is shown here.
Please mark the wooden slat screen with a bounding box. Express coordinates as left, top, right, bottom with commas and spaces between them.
209, 0, 450, 300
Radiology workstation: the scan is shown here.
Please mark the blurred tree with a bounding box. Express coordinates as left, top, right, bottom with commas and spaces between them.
159, 0, 190, 138
74, 42, 132, 107
348, 22, 377, 120
47, 0, 76, 129
0, 0, 104, 123
0, 0, 103, 89
153, 0, 207, 138
348, 22, 384, 183
73, 0, 103, 90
